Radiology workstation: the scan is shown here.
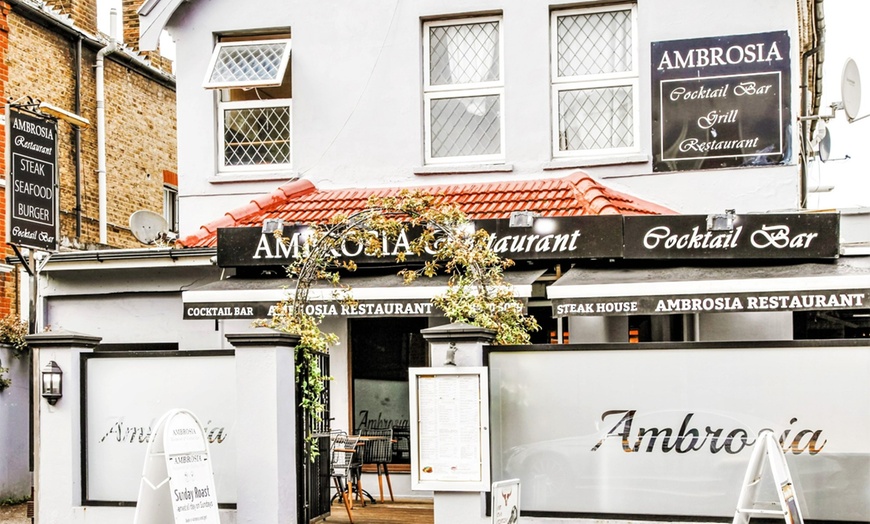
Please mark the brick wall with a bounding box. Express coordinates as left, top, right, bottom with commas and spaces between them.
0, 4, 177, 315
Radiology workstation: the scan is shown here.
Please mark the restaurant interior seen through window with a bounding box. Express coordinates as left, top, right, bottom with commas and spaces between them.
350, 317, 428, 465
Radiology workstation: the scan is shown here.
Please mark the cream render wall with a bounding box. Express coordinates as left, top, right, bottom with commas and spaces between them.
164, 0, 803, 235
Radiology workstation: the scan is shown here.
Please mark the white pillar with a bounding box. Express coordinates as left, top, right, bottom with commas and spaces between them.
421, 322, 495, 524
28, 331, 101, 524
226, 332, 300, 524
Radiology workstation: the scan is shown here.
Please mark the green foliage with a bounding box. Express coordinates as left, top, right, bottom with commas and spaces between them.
258, 190, 539, 460
0, 316, 28, 357
0, 495, 31, 506
0, 316, 28, 391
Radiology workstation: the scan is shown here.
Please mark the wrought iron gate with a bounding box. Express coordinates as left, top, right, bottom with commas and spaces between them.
297, 350, 331, 523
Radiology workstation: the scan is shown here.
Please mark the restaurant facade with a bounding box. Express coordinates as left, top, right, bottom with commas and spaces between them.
27, 0, 870, 522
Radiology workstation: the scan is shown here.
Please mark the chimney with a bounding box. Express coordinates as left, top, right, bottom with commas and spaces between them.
122, 0, 141, 51
45, 0, 97, 34
121, 0, 173, 73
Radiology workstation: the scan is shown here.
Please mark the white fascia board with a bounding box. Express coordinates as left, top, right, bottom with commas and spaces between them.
547, 274, 870, 300
40, 249, 216, 272
138, 0, 186, 51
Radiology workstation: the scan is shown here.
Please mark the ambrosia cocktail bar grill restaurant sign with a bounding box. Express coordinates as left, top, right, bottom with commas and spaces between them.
652, 30, 790, 172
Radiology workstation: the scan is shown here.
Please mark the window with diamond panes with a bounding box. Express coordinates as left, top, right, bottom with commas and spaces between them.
205, 35, 292, 171
551, 6, 639, 158
424, 18, 504, 164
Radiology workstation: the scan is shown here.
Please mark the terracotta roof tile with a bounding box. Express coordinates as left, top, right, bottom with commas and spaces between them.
177, 171, 675, 248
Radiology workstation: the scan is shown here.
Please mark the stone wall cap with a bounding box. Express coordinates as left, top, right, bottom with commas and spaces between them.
26, 330, 102, 348
225, 331, 301, 348
421, 322, 496, 342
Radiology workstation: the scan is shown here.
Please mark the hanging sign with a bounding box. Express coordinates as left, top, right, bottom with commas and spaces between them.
652, 31, 791, 172
134, 409, 220, 524
6, 106, 58, 251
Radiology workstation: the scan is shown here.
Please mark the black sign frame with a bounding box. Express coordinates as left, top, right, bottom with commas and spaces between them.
6, 105, 59, 251
651, 31, 792, 172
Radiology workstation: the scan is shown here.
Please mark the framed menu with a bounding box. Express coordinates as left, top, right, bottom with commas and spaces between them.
409, 367, 490, 491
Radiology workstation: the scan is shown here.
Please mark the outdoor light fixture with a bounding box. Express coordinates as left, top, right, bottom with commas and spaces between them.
706, 209, 736, 232
38, 102, 90, 128
509, 210, 540, 228
41, 361, 63, 405
262, 218, 285, 234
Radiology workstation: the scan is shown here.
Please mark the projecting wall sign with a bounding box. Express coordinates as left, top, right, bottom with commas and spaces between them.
6, 106, 58, 251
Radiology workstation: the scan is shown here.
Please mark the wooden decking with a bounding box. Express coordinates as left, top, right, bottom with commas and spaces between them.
320, 499, 434, 524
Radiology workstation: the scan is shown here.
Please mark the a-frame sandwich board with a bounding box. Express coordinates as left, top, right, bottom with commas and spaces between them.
733, 430, 805, 524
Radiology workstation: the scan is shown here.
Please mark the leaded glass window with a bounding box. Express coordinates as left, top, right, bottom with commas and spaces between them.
551, 5, 639, 158
424, 17, 504, 164
205, 34, 292, 171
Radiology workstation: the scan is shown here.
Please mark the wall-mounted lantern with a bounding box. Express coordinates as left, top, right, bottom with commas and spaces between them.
41, 361, 63, 405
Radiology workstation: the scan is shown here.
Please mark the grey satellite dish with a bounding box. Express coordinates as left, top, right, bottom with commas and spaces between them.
130, 209, 169, 244
841, 58, 862, 120
818, 129, 831, 162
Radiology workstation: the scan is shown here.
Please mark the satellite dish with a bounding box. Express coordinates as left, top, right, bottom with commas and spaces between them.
841, 58, 862, 120
819, 129, 832, 162
130, 209, 169, 244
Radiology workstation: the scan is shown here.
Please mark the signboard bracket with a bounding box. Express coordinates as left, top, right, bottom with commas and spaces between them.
732, 430, 805, 524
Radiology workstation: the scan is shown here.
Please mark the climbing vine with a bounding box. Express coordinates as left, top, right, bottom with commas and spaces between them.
256, 190, 539, 458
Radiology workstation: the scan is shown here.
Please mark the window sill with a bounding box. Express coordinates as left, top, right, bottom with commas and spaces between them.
208, 171, 296, 184
544, 153, 649, 170
414, 163, 514, 176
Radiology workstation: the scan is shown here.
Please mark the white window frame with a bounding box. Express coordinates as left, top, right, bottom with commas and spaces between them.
550, 4, 640, 160
203, 39, 291, 90
163, 184, 178, 233
217, 97, 292, 173
423, 16, 505, 165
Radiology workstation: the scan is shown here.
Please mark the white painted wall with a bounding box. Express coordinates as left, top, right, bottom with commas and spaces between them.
0, 344, 30, 500
162, 0, 804, 235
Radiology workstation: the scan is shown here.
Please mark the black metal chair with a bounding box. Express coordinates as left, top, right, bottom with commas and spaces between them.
330, 432, 361, 521
360, 428, 394, 502
392, 426, 411, 463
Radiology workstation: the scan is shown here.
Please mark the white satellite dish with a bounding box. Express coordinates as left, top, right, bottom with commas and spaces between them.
130, 209, 169, 244
841, 58, 862, 120
819, 129, 832, 162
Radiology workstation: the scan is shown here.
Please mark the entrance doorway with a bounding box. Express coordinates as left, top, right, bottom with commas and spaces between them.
349, 317, 428, 467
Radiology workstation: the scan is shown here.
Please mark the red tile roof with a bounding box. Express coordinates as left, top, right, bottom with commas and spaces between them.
178, 171, 675, 248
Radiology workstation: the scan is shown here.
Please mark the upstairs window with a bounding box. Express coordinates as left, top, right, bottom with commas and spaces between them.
204, 34, 292, 172
423, 16, 504, 165
551, 5, 639, 159
162, 170, 178, 232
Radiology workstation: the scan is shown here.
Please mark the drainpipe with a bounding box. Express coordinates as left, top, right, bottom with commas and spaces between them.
95, 9, 119, 244
75, 36, 83, 238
